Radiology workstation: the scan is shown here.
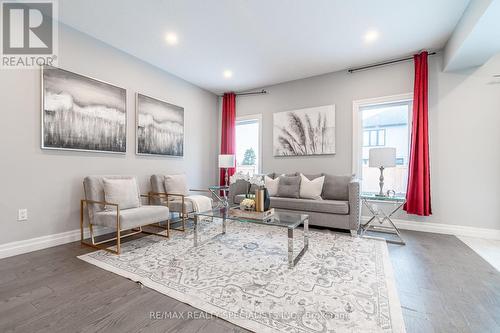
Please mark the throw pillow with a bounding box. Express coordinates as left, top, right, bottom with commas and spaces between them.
321, 174, 352, 200
264, 175, 279, 196
164, 174, 188, 200
303, 173, 324, 180
103, 178, 140, 210
277, 175, 301, 198
299, 173, 325, 200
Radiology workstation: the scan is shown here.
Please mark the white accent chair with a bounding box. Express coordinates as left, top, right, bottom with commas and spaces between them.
80, 175, 170, 255
150, 174, 212, 231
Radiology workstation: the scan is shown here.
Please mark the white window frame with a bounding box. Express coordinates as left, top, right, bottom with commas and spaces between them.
236, 113, 263, 174
352, 93, 413, 181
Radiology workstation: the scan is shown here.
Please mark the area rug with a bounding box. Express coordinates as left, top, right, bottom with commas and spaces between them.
78, 219, 405, 333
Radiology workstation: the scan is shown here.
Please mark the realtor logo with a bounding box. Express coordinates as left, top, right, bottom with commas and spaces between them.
1, 0, 58, 68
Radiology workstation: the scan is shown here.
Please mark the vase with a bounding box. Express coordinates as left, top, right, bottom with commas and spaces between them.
263, 187, 270, 211
255, 189, 264, 212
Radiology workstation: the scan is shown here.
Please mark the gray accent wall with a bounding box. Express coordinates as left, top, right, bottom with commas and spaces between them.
0, 25, 219, 245
236, 54, 500, 231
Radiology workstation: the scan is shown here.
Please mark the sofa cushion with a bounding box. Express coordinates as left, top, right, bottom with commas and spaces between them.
233, 195, 348, 214
299, 173, 325, 200
284, 172, 298, 177
234, 194, 246, 204
272, 197, 349, 214
322, 174, 351, 200
303, 173, 324, 180
164, 174, 188, 199
264, 175, 279, 196
93, 205, 169, 229
277, 175, 301, 198
249, 183, 260, 194
103, 178, 141, 210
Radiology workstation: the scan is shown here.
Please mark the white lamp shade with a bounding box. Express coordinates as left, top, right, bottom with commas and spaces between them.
369, 148, 396, 168
218, 154, 235, 168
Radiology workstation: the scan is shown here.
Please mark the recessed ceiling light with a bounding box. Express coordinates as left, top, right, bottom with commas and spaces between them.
223, 70, 233, 79
364, 30, 379, 43
165, 32, 178, 45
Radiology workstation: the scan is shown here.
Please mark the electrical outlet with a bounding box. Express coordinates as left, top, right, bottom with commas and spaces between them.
17, 208, 28, 221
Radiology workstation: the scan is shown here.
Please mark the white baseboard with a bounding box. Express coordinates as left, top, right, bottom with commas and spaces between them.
2, 218, 499, 260
0, 226, 109, 260
361, 216, 500, 240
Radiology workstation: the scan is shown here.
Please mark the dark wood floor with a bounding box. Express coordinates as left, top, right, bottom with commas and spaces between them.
0, 230, 499, 333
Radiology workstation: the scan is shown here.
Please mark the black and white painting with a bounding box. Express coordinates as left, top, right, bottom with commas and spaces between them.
136, 93, 184, 156
273, 105, 335, 156
42, 67, 127, 153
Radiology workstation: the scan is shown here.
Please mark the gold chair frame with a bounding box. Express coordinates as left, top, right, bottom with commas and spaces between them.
80, 193, 170, 255
149, 192, 188, 232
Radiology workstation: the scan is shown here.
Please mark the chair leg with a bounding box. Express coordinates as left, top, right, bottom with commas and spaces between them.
116, 210, 121, 254
89, 224, 95, 244
171, 211, 187, 232
80, 200, 84, 243
182, 211, 186, 231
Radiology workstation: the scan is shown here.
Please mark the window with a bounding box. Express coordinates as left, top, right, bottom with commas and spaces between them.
363, 129, 385, 147
235, 114, 261, 176
353, 95, 412, 195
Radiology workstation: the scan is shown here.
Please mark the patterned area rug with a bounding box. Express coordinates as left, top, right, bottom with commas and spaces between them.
78, 219, 405, 333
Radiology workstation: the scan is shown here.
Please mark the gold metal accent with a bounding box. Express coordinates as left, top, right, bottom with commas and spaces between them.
150, 192, 187, 232
80, 195, 171, 255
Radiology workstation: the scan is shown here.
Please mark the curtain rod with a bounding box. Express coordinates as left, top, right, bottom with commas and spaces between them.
347, 52, 437, 73
218, 89, 267, 97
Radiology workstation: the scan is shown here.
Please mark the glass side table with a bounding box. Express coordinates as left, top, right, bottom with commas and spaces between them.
360, 194, 406, 245
208, 185, 230, 208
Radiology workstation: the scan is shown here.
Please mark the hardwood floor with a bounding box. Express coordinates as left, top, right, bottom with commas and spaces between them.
1, 230, 499, 333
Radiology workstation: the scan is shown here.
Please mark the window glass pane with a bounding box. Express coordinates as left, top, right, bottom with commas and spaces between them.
363, 131, 369, 146
235, 119, 260, 176
360, 101, 410, 195
370, 131, 377, 146
378, 129, 385, 146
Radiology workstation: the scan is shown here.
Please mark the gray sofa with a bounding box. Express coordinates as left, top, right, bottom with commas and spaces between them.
228, 173, 360, 234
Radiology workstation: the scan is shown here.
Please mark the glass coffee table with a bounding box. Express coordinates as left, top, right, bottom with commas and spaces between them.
194, 207, 309, 268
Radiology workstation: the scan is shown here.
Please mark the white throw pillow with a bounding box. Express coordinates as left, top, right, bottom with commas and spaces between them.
264, 175, 280, 197
164, 174, 188, 200
299, 173, 325, 200
103, 178, 140, 210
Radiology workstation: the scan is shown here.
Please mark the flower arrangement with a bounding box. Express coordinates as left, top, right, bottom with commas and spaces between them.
240, 198, 255, 210
229, 172, 264, 187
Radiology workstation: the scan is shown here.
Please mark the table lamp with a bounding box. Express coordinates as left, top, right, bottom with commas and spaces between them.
369, 147, 396, 197
219, 154, 235, 186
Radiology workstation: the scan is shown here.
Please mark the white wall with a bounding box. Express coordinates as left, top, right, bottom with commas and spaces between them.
236, 54, 500, 231
0, 25, 219, 245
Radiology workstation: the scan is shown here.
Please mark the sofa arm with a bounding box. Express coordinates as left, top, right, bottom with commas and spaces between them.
228, 180, 250, 205
348, 180, 361, 231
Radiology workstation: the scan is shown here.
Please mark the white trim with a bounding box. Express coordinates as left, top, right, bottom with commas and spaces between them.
352, 93, 413, 182
236, 113, 263, 174
0, 226, 109, 259
3, 217, 498, 260
361, 216, 500, 240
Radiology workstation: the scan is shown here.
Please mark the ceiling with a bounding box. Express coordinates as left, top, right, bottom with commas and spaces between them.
57, 0, 471, 94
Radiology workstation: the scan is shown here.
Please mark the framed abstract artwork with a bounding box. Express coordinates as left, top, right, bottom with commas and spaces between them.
136, 93, 184, 157
41, 66, 127, 153
273, 105, 335, 156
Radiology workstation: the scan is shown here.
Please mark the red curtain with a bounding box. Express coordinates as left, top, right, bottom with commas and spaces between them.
220, 92, 236, 186
404, 51, 432, 216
